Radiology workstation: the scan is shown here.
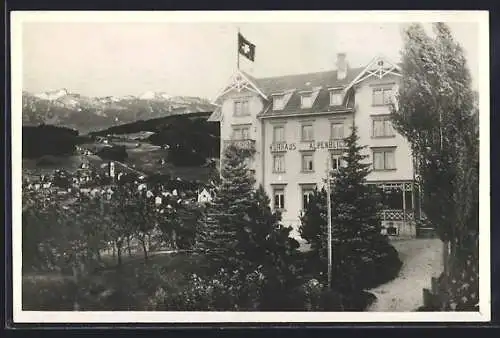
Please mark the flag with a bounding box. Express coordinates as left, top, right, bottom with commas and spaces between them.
238, 32, 255, 62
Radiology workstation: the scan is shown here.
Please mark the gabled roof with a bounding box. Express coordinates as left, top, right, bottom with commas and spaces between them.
251, 67, 364, 96
212, 55, 401, 119
259, 85, 356, 118
207, 106, 222, 122
344, 55, 402, 91
254, 68, 362, 118
212, 70, 268, 105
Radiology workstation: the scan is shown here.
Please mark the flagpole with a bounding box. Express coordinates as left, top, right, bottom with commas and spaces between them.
237, 27, 240, 70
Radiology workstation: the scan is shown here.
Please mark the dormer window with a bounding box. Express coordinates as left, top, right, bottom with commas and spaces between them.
301, 93, 313, 108
330, 91, 343, 106
273, 94, 286, 110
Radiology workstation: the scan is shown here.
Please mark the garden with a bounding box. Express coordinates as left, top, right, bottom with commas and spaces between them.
22, 125, 403, 311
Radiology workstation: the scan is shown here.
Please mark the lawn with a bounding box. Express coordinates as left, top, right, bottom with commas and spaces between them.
125, 147, 214, 182
22, 251, 207, 311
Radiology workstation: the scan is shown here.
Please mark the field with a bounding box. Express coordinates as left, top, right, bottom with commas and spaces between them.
123, 144, 215, 181
23, 251, 207, 311
23, 139, 217, 183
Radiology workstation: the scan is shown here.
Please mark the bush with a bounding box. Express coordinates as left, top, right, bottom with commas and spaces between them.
22, 275, 110, 311
156, 268, 266, 311
278, 279, 376, 312
23, 276, 75, 311
351, 238, 403, 290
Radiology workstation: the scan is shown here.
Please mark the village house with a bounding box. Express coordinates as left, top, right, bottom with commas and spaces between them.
197, 188, 214, 204
209, 54, 422, 239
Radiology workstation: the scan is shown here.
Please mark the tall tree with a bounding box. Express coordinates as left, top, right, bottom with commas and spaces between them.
245, 186, 301, 301
392, 22, 479, 310
198, 144, 256, 274
200, 145, 300, 279
300, 126, 401, 290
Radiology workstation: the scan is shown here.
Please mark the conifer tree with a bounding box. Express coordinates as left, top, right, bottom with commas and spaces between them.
246, 186, 300, 278
299, 187, 327, 255
200, 145, 300, 293
330, 126, 400, 290
300, 126, 401, 290
198, 144, 256, 274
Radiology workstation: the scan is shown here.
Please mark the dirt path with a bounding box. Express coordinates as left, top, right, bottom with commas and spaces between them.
367, 238, 443, 312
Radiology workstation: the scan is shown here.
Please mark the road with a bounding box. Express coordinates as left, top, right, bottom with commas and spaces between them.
366, 238, 443, 312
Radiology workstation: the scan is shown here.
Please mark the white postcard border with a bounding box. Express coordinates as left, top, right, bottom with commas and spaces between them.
10, 10, 491, 323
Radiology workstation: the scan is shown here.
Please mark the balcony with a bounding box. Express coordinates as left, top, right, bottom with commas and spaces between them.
223, 139, 256, 150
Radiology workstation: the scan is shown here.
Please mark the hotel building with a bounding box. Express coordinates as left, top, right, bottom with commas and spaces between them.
208, 54, 421, 239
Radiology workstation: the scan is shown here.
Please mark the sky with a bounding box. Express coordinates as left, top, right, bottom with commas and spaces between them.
22, 21, 480, 100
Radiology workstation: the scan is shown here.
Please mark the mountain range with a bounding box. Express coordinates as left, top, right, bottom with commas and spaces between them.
22, 89, 217, 134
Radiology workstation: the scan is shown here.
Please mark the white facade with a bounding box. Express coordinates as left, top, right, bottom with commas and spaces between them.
210, 55, 420, 239
197, 188, 214, 204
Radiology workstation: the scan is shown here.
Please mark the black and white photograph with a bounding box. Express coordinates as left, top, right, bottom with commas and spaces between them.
11, 11, 490, 323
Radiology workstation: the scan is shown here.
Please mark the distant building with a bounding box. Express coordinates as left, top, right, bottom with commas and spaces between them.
109, 161, 115, 178
197, 188, 213, 204
209, 54, 421, 239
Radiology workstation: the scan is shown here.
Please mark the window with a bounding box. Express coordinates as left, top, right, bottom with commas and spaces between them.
301, 93, 313, 108
301, 153, 314, 172
273, 187, 285, 210
330, 123, 344, 140
330, 153, 343, 171
373, 148, 396, 170
234, 99, 250, 116
242, 157, 253, 171
330, 92, 343, 106
273, 154, 285, 173
301, 186, 316, 210
372, 88, 393, 106
301, 124, 314, 142
232, 126, 250, 140
273, 95, 285, 110
372, 116, 395, 138
273, 126, 285, 143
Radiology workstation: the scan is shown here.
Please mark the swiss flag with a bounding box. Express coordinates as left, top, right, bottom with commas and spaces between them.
238, 33, 255, 62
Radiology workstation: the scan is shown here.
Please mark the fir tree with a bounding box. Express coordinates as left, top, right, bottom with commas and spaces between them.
300, 126, 401, 290
330, 126, 399, 291
199, 144, 256, 274
200, 144, 301, 300
299, 187, 327, 254
246, 186, 300, 277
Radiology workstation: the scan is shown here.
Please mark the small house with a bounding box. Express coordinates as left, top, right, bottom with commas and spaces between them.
197, 188, 213, 204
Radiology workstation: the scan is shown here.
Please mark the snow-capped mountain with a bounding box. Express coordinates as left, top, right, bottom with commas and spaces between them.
34, 88, 70, 101
139, 91, 172, 100
22, 89, 216, 133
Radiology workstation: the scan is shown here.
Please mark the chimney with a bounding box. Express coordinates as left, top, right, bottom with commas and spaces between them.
336, 53, 348, 80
